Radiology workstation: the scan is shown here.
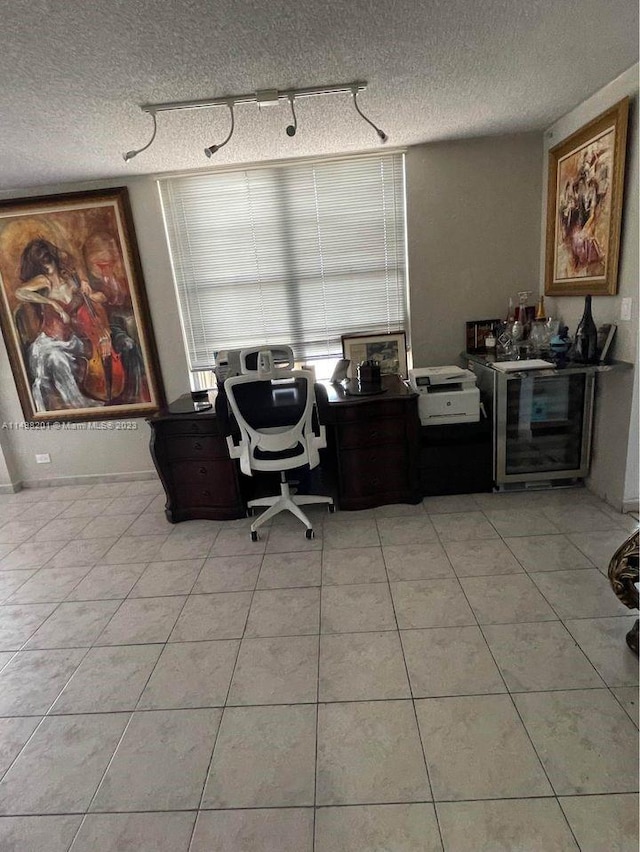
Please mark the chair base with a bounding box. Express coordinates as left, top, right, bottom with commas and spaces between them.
248, 480, 333, 535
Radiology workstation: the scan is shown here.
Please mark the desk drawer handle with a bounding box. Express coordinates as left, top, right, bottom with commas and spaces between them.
191, 423, 201, 432
202, 489, 211, 497
193, 441, 202, 451
198, 467, 207, 476
368, 430, 379, 440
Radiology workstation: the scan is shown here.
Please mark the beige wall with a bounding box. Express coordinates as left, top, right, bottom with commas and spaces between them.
406, 134, 543, 368
540, 65, 639, 510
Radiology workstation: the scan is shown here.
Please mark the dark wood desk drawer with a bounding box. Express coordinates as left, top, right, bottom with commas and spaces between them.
338, 418, 405, 449
339, 444, 409, 498
170, 460, 240, 508
163, 435, 228, 461
332, 399, 407, 424
158, 418, 219, 438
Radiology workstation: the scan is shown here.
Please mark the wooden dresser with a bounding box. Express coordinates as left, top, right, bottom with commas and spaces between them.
318, 376, 421, 511
148, 395, 245, 522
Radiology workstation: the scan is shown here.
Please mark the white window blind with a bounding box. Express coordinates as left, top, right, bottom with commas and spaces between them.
159, 152, 408, 369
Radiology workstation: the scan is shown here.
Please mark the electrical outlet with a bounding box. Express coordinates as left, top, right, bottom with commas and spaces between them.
35, 453, 51, 464
620, 297, 632, 321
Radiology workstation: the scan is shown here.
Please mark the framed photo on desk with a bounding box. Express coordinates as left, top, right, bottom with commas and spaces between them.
341, 331, 407, 379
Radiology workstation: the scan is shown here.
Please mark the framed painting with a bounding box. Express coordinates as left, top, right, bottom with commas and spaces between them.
545, 97, 629, 296
341, 331, 407, 378
0, 187, 165, 422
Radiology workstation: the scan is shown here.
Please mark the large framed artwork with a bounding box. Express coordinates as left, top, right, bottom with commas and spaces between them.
0, 187, 165, 422
545, 97, 629, 296
341, 331, 408, 378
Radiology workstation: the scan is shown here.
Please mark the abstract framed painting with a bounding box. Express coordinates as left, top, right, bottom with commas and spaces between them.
0, 187, 165, 422
545, 97, 629, 296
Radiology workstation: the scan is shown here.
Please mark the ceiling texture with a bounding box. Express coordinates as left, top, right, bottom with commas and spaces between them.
1, 0, 638, 192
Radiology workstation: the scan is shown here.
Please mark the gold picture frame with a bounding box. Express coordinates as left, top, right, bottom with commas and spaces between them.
545, 97, 629, 296
0, 187, 165, 422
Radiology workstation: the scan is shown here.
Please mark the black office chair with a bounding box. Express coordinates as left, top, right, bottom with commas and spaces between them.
224, 353, 333, 540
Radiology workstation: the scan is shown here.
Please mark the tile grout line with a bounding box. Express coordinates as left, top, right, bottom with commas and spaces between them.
63, 554, 200, 851
186, 522, 269, 851
467, 516, 588, 846
312, 545, 324, 851
450, 519, 566, 795
377, 515, 447, 852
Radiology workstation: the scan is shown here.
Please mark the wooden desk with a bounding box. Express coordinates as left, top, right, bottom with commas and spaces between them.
317, 375, 421, 510
148, 376, 421, 522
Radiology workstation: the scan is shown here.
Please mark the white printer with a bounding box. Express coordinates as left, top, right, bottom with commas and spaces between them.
408, 365, 480, 425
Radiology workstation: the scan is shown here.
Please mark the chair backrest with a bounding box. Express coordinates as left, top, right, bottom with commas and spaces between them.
239, 345, 295, 375
224, 368, 326, 477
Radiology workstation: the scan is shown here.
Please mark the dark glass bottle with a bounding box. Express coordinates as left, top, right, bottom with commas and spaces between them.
573, 295, 598, 363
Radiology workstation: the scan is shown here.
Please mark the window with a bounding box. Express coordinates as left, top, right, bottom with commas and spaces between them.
159, 152, 408, 379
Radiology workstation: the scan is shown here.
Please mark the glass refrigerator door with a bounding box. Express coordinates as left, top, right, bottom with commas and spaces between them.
497, 371, 594, 482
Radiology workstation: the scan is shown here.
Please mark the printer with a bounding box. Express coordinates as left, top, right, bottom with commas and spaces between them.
408, 365, 480, 425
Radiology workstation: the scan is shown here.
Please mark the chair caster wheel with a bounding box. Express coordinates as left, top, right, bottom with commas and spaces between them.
327, 504, 335, 513
305, 528, 314, 540
251, 530, 259, 542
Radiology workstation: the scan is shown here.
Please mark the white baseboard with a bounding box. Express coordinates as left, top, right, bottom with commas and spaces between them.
16, 470, 159, 490
0, 481, 22, 494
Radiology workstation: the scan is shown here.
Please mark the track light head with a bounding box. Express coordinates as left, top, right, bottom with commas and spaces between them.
285, 95, 297, 138
122, 111, 158, 163
351, 89, 388, 145
204, 103, 235, 160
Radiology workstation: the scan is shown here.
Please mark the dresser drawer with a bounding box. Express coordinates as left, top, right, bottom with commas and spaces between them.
162, 435, 229, 461
170, 460, 240, 508
338, 417, 406, 449
339, 444, 409, 497
156, 418, 219, 438
333, 399, 407, 424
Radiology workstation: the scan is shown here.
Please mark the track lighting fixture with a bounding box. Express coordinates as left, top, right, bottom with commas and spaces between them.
352, 88, 388, 143
122, 111, 158, 162
204, 103, 235, 158
286, 95, 297, 137
122, 81, 388, 161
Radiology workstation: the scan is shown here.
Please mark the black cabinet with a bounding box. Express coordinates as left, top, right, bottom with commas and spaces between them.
419, 418, 493, 496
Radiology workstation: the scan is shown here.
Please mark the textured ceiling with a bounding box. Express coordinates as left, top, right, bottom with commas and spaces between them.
1, 0, 638, 191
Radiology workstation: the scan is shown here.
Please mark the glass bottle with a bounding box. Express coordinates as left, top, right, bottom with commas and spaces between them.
535, 295, 546, 321
572, 295, 598, 363
511, 291, 530, 342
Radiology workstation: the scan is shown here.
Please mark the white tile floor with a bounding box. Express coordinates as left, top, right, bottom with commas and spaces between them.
0, 480, 637, 851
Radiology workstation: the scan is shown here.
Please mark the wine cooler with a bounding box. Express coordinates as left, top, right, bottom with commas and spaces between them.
469, 361, 595, 488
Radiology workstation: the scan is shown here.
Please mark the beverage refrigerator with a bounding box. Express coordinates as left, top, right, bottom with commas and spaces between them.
468, 360, 595, 489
